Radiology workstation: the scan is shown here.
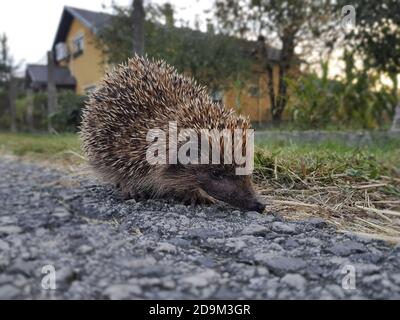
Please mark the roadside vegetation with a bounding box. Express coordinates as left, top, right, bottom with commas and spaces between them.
255, 139, 400, 242
1, 132, 399, 242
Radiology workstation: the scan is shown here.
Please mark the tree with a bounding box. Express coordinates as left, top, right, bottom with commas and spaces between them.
96, 2, 252, 91
214, 0, 337, 124
339, 0, 400, 114
132, 0, 145, 55
0, 33, 18, 132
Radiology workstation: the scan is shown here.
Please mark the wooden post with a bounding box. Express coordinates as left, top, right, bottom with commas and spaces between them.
132, 0, 145, 56
47, 50, 57, 132
26, 88, 34, 132
9, 76, 17, 133
391, 104, 400, 132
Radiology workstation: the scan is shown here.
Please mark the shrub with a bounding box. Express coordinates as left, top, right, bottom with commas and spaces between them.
287, 57, 396, 130
49, 91, 87, 132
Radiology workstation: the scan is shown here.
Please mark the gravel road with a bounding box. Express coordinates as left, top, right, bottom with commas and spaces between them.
0, 157, 399, 299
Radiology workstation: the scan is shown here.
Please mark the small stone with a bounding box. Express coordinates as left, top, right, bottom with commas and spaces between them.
57, 267, 77, 287
9, 260, 36, 277
328, 241, 367, 256
255, 254, 307, 273
324, 284, 345, 299
281, 274, 307, 291
241, 224, 268, 236
225, 238, 247, 252
0, 216, 17, 225
185, 228, 223, 240
0, 225, 22, 236
155, 242, 177, 254
0, 240, 10, 251
121, 256, 157, 269
245, 211, 260, 219
53, 207, 71, 218
182, 269, 219, 287
305, 218, 328, 228
77, 245, 93, 254
261, 214, 276, 222
391, 274, 400, 285
272, 222, 296, 234
362, 274, 382, 285
104, 284, 142, 300
0, 284, 20, 299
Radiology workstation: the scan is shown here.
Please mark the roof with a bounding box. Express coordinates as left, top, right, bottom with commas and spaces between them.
53, 6, 112, 49
26, 64, 76, 89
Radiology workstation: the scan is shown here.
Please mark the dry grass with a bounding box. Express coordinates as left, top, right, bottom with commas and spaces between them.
254, 139, 400, 243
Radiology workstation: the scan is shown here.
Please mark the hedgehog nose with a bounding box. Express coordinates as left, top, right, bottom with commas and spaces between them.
248, 201, 266, 213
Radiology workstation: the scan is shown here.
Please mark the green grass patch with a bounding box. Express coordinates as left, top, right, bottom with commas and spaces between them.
0, 132, 82, 164
255, 138, 400, 183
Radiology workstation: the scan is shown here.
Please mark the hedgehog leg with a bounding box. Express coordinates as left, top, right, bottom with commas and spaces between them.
183, 188, 215, 206
120, 184, 148, 201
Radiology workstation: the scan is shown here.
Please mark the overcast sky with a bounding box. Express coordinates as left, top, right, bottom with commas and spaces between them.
0, 0, 213, 68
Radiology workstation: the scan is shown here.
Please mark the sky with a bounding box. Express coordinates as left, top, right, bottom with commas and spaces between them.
0, 0, 213, 68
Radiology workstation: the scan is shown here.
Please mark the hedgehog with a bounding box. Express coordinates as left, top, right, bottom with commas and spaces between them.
80, 55, 265, 213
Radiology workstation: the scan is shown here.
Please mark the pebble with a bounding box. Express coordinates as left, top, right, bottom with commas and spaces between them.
0, 225, 22, 236
272, 222, 296, 234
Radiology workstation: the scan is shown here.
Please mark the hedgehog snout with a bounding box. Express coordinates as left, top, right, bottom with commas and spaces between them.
247, 200, 266, 213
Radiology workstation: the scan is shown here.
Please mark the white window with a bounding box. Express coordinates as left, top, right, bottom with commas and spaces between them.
55, 42, 69, 61
72, 32, 85, 56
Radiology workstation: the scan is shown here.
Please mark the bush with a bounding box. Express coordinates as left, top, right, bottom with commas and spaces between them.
287, 56, 397, 130
50, 91, 87, 132
0, 88, 10, 129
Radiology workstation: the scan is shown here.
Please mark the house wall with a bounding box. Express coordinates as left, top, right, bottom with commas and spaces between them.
59, 19, 105, 95
223, 65, 281, 123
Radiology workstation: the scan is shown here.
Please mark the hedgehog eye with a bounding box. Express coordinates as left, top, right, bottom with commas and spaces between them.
210, 169, 223, 180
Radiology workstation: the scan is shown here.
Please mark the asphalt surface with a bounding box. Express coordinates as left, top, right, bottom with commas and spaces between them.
0, 157, 399, 299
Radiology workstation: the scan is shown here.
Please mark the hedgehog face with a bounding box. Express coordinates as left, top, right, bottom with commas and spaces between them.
195, 165, 265, 213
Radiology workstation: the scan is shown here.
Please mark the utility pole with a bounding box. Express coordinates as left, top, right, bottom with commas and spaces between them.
9, 75, 16, 132
132, 0, 145, 56
47, 50, 57, 132
26, 88, 34, 132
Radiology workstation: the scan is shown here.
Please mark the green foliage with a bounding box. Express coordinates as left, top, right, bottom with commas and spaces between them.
214, 0, 338, 123
255, 138, 400, 184
11, 92, 48, 131
0, 88, 8, 128
96, 3, 252, 89
3, 91, 86, 133
287, 54, 396, 129
50, 91, 86, 133
0, 133, 81, 164
339, 0, 400, 78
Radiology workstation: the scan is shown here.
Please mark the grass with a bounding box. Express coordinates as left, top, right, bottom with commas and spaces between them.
0, 132, 399, 242
0, 132, 83, 167
255, 139, 400, 242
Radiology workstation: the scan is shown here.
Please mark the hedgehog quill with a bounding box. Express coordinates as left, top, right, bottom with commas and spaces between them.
80, 55, 265, 213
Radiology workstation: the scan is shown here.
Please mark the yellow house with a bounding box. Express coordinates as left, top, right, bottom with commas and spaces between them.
51, 6, 290, 122
52, 6, 110, 95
